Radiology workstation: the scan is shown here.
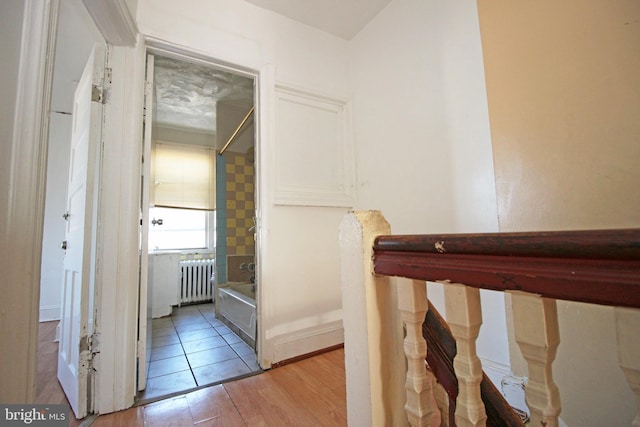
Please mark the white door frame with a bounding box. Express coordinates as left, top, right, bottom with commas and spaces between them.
137, 52, 155, 391
138, 40, 266, 376
2, 0, 275, 410
3, 0, 147, 412
91, 41, 147, 414
0, 0, 58, 403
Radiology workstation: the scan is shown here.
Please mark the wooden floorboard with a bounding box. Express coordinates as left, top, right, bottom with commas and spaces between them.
37, 322, 347, 426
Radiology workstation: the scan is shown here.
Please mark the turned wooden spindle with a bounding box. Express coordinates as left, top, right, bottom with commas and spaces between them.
511, 292, 561, 427
444, 282, 487, 427
398, 278, 441, 426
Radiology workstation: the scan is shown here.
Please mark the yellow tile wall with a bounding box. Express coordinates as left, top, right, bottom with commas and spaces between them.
225, 151, 255, 256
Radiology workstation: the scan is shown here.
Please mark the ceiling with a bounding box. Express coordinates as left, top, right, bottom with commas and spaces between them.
154, 55, 254, 134
152, 0, 394, 137
243, 0, 391, 40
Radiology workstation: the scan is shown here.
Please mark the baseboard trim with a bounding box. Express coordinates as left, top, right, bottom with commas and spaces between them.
39, 305, 60, 322
269, 321, 344, 365
271, 343, 344, 369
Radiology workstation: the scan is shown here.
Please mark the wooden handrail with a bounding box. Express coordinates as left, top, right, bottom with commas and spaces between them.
373, 227, 640, 425
373, 229, 640, 308
339, 212, 640, 426
374, 229, 640, 259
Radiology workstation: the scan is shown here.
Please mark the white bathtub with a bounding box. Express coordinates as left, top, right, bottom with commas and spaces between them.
218, 282, 256, 343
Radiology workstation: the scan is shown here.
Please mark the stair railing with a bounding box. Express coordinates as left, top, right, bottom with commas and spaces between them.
339, 210, 640, 427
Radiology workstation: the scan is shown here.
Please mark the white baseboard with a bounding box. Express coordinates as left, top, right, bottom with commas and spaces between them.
270, 321, 344, 365
39, 305, 60, 322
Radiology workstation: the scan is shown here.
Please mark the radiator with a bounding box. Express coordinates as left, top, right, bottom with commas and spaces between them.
179, 259, 215, 305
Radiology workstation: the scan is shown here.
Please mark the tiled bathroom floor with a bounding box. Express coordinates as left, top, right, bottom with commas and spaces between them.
139, 303, 261, 402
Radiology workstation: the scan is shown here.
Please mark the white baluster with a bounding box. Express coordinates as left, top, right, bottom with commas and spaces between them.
398, 278, 441, 426
615, 307, 640, 427
429, 369, 450, 427
444, 282, 487, 427
510, 292, 561, 427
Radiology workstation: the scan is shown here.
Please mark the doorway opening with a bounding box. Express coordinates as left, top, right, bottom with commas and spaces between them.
138, 51, 260, 402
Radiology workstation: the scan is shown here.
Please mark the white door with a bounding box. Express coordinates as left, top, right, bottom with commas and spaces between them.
58, 44, 105, 419
137, 53, 155, 391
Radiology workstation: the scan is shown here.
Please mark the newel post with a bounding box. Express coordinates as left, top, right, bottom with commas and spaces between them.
339, 211, 408, 427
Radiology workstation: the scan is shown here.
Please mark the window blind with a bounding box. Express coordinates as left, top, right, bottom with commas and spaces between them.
152, 141, 216, 210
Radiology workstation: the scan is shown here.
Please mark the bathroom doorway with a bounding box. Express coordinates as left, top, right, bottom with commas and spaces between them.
138, 51, 260, 401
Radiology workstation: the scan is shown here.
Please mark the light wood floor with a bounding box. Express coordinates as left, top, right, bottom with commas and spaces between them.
36, 321, 347, 426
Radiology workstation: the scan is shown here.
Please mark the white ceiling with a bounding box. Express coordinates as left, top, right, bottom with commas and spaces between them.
152, 0, 393, 137
243, 0, 391, 40
154, 55, 254, 134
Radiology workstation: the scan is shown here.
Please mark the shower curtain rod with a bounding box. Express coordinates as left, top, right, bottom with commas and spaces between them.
219, 106, 254, 155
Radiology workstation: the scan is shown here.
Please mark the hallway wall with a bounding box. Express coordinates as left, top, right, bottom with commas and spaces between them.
478, 1, 640, 425
137, 0, 352, 365
349, 0, 508, 374
40, 114, 72, 321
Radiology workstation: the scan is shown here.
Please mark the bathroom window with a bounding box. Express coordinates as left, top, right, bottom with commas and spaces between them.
153, 142, 216, 211
148, 207, 214, 251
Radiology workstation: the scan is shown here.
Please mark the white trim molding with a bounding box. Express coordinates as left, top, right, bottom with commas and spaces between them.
92, 41, 146, 414
0, 0, 58, 403
39, 305, 61, 322
270, 320, 344, 365
82, 0, 138, 46
273, 84, 355, 207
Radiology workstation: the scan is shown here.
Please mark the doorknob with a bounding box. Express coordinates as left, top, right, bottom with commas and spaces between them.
63, 212, 70, 221
60, 241, 67, 250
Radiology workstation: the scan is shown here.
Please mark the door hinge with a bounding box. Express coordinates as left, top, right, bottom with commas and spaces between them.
142, 80, 151, 122
104, 67, 112, 86
91, 85, 109, 104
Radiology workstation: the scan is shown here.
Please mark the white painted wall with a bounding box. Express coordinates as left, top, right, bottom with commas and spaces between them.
349, 0, 509, 372
39, 0, 106, 322
137, 0, 352, 365
39, 113, 72, 321
135, 0, 509, 370
51, 0, 105, 112
349, 0, 498, 233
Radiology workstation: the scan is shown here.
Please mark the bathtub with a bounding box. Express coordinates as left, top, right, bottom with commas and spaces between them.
218, 282, 256, 345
